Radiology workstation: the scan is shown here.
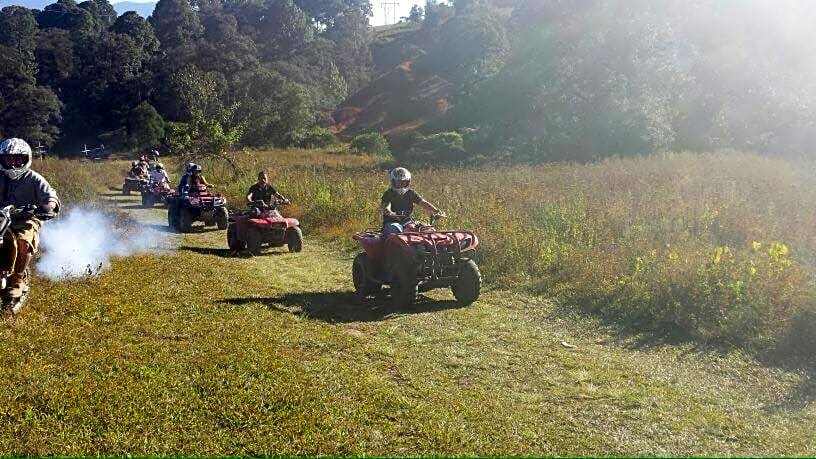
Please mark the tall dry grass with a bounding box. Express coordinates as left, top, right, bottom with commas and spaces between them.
207, 150, 816, 354
35, 150, 816, 355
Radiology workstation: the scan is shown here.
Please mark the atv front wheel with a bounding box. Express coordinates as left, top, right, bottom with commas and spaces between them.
353, 252, 381, 297
451, 259, 481, 306
286, 227, 303, 253
214, 208, 229, 230
390, 263, 418, 308
227, 224, 246, 251
178, 207, 193, 233
167, 205, 177, 229
245, 228, 262, 255
142, 193, 155, 208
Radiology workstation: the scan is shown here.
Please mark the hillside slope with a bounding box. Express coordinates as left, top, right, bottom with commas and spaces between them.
1, 187, 814, 455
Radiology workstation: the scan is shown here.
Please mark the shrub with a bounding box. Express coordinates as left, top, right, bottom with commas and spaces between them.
403, 131, 467, 163
350, 132, 391, 156
287, 127, 337, 149
127, 102, 165, 149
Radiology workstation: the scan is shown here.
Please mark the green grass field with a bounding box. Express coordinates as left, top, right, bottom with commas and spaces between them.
1, 162, 815, 455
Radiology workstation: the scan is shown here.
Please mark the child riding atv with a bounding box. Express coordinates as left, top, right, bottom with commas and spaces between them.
380, 167, 445, 237
0, 138, 60, 299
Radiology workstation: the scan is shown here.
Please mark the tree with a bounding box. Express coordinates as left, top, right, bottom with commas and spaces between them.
407, 5, 423, 23
36, 0, 95, 36
0, 7, 61, 145
35, 28, 75, 88
149, 0, 202, 59
127, 101, 165, 148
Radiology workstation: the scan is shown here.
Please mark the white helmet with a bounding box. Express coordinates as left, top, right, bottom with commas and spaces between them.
0, 138, 33, 180
390, 167, 411, 195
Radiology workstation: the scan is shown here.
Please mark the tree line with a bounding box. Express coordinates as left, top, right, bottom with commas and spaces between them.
386, 0, 816, 162
0, 0, 372, 154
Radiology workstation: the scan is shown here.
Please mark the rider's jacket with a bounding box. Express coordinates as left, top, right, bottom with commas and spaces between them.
0, 170, 60, 211
149, 170, 169, 184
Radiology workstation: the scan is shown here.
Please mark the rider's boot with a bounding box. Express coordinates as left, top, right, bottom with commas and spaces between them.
7, 240, 31, 298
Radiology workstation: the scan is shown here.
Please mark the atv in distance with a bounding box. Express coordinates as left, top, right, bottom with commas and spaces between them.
141, 180, 173, 208
123, 174, 148, 196
352, 213, 481, 308
227, 199, 303, 255
167, 185, 228, 233
0, 205, 55, 316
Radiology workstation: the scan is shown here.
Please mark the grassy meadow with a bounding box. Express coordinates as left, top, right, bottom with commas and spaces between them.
2, 150, 814, 455
192, 150, 816, 359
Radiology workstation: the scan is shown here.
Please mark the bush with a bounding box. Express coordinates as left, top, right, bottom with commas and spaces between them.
287, 127, 337, 149
402, 131, 468, 163
127, 102, 165, 149
350, 132, 391, 156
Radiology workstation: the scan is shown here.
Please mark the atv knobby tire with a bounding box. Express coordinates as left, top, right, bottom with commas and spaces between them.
178, 207, 193, 233
227, 224, 246, 251
167, 205, 177, 229
246, 228, 262, 255
451, 259, 481, 306
214, 208, 229, 230
390, 263, 418, 308
353, 252, 381, 297
142, 193, 155, 208
286, 227, 303, 253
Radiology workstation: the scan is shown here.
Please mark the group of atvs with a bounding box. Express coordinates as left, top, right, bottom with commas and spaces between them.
122, 168, 482, 309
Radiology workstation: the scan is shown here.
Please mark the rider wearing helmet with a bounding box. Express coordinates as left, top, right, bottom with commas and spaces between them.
149, 163, 170, 188
246, 171, 287, 206
129, 160, 143, 177
0, 138, 60, 298
177, 163, 213, 195
380, 167, 444, 237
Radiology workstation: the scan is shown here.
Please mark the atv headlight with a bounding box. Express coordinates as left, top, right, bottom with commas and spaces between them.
189, 198, 200, 205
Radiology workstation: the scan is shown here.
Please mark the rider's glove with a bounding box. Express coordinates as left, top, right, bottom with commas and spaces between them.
38, 202, 57, 216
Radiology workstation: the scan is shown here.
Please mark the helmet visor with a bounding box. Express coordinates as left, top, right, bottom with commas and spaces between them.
1, 154, 28, 169
392, 179, 410, 189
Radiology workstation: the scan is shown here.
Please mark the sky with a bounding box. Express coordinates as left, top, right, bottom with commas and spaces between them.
369, 0, 425, 26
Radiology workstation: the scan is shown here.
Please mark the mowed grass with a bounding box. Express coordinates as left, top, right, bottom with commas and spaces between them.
0, 187, 815, 455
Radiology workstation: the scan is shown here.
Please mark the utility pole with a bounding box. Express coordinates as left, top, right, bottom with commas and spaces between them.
380, 1, 400, 25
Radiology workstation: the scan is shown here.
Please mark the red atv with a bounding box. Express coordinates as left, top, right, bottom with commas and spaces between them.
352, 214, 481, 308
141, 180, 173, 208
123, 174, 148, 195
167, 185, 229, 233
227, 199, 303, 255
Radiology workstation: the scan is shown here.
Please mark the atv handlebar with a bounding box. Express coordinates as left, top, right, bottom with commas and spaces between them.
5, 205, 55, 221
249, 198, 289, 210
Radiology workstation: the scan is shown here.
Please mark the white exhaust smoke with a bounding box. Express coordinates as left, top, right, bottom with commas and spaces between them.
37, 207, 164, 280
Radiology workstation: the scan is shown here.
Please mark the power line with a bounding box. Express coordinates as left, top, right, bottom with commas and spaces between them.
380, 1, 400, 25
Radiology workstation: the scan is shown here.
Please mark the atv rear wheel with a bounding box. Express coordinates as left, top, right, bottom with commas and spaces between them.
142, 193, 155, 208
451, 259, 481, 306
353, 252, 381, 297
178, 207, 193, 233
227, 224, 246, 251
390, 263, 418, 308
167, 205, 177, 229
286, 227, 303, 252
214, 208, 229, 230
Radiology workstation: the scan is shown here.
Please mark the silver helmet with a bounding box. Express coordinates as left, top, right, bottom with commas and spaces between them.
389, 167, 411, 195
0, 138, 33, 180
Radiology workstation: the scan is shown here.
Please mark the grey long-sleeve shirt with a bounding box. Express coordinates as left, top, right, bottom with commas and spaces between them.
0, 170, 61, 211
